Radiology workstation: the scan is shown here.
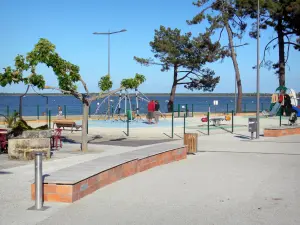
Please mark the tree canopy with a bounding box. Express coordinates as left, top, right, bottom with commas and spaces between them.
0, 38, 90, 102
0, 38, 145, 151
237, 0, 300, 85
134, 25, 225, 91
187, 0, 248, 113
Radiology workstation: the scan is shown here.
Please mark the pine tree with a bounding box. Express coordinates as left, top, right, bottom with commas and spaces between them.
134, 26, 226, 112
188, 0, 248, 113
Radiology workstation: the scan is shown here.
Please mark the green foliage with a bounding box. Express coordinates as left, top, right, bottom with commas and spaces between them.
121, 73, 146, 89
5, 111, 19, 128
0, 38, 81, 92
98, 74, 113, 92
9, 120, 48, 137
237, 0, 300, 79
188, 0, 247, 40
134, 26, 223, 92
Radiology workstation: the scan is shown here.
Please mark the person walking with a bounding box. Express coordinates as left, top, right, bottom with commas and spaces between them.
154, 100, 160, 124
57, 105, 63, 118
147, 100, 155, 124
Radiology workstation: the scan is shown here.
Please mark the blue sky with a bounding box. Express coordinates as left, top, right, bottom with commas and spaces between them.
0, 0, 299, 94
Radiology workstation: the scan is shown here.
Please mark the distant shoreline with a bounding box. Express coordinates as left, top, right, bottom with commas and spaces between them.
0, 93, 273, 97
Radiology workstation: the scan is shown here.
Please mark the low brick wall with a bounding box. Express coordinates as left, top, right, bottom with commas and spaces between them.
264, 126, 300, 137
31, 146, 187, 203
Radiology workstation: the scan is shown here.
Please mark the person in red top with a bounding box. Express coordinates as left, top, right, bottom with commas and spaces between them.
147, 100, 156, 124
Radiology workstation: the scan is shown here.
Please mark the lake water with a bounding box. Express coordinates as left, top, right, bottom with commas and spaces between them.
0, 95, 271, 116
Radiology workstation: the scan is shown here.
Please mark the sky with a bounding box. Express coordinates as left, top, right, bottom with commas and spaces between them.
0, 0, 299, 94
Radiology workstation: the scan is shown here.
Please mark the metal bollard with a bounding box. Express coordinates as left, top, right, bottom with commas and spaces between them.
28, 152, 49, 211
35, 153, 43, 209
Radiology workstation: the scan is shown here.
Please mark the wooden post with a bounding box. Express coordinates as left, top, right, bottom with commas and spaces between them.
184, 133, 198, 154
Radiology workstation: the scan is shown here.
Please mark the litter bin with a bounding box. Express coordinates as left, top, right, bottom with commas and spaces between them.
248, 118, 257, 139
184, 133, 198, 154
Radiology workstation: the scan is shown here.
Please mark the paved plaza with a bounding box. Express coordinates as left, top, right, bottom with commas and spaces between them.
0, 116, 300, 225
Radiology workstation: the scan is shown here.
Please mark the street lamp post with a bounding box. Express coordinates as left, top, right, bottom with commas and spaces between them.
93, 29, 127, 118
256, 0, 260, 138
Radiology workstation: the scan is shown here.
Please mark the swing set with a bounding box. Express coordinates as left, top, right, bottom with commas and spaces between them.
94, 88, 166, 122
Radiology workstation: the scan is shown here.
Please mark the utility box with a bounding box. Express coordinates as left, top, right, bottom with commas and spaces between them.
248, 118, 257, 133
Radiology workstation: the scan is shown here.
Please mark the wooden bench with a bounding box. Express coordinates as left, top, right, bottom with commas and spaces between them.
53, 120, 82, 132
31, 143, 187, 203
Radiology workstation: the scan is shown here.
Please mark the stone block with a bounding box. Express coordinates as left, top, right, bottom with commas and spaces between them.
8, 137, 51, 160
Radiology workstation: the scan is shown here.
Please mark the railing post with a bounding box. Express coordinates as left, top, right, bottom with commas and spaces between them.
48, 110, 51, 129
13, 110, 17, 123
89, 105, 91, 118
185, 104, 188, 117
232, 110, 234, 133
35, 152, 43, 210
184, 113, 186, 134
227, 103, 229, 113
261, 102, 263, 111
172, 107, 174, 138
207, 111, 210, 135
87, 115, 89, 134
127, 116, 129, 136
37, 105, 40, 120
279, 107, 282, 127
178, 104, 180, 117
64, 105, 67, 119
192, 104, 194, 117
7, 105, 9, 117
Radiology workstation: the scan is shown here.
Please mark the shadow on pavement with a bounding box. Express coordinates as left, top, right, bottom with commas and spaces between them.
0, 171, 13, 174
198, 150, 300, 156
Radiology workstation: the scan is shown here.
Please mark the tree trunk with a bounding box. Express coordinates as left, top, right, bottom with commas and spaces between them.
167, 65, 178, 112
81, 102, 89, 152
277, 18, 285, 87
225, 22, 243, 113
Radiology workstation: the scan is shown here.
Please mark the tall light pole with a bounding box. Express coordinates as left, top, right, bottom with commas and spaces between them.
93, 29, 127, 118
256, 0, 260, 138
